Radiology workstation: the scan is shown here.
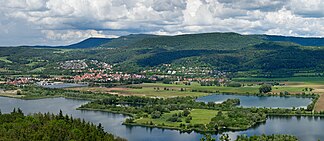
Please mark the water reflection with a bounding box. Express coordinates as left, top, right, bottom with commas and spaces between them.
196, 94, 313, 108
0, 97, 323, 141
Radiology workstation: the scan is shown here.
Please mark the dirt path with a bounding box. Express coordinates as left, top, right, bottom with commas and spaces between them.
0, 90, 24, 98
315, 94, 324, 112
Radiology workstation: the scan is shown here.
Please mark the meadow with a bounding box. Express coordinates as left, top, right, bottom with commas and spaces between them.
134, 109, 219, 128
68, 77, 324, 111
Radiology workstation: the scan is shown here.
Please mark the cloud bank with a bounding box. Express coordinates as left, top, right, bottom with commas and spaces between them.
1, 0, 324, 46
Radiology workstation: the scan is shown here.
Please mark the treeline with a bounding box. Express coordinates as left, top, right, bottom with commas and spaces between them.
81, 96, 242, 116
80, 96, 267, 132
0, 109, 125, 141
209, 109, 266, 130
137, 50, 234, 67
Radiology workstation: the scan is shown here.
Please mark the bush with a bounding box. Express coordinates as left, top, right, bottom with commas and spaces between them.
183, 109, 190, 117
185, 117, 192, 123
259, 84, 272, 93
151, 111, 161, 119
226, 82, 242, 87
167, 116, 180, 122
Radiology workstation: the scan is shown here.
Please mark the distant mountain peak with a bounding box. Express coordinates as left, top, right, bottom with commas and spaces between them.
65, 37, 112, 49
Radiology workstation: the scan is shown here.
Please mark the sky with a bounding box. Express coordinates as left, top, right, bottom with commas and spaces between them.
0, 0, 324, 46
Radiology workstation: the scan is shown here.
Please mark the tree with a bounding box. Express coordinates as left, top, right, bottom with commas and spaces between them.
200, 134, 215, 141
183, 109, 190, 117
16, 90, 22, 95
220, 134, 231, 141
151, 111, 161, 119
97, 123, 104, 133
259, 84, 272, 93
226, 82, 242, 87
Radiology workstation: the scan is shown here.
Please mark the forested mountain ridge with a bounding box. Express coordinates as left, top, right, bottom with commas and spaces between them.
127, 32, 263, 50
1, 32, 324, 77
18, 37, 113, 49
257, 35, 324, 46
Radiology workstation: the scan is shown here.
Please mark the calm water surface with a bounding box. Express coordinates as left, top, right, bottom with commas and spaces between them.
196, 94, 313, 108
38, 83, 88, 88
0, 97, 323, 141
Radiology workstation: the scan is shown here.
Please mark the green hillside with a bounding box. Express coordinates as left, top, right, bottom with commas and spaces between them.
1, 32, 324, 77
129, 32, 263, 50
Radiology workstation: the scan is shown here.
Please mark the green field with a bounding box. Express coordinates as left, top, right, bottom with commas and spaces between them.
26, 61, 40, 66
30, 67, 45, 72
134, 109, 219, 128
189, 109, 221, 124
124, 87, 209, 97
130, 82, 260, 94
0, 57, 12, 63
67, 81, 319, 99
127, 82, 312, 96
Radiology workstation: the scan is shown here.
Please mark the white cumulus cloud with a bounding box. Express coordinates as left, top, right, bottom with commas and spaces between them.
0, 0, 323, 46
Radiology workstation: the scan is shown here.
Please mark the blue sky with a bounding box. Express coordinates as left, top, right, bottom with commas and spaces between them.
0, 0, 324, 46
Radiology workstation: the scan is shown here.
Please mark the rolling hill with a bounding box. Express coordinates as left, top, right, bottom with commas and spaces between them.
19, 37, 112, 49
1, 32, 324, 77
257, 35, 324, 46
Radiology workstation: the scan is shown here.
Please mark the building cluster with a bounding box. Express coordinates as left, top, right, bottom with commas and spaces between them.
6, 77, 34, 85
58, 60, 88, 70
73, 72, 146, 81
58, 60, 113, 71
5, 62, 229, 86
141, 64, 228, 77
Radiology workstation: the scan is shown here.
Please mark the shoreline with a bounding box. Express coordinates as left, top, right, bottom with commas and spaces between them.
1, 94, 324, 135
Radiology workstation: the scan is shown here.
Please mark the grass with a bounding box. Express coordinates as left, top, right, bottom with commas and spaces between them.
189, 109, 220, 124
130, 82, 260, 94
0, 68, 9, 72
134, 109, 219, 128
68, 81, 319, 98
26, 61, 40, 67
124, 87, 208, 98
315, 94, 324, 112
30, 67, 45, 72
129, 82, 312, 95
68, 85, 209, 98
0, 57, 12, 63
68, 79, 324, 111
134, 110, 183, 127
271, 86, 305, 94
0, 90, 24, 98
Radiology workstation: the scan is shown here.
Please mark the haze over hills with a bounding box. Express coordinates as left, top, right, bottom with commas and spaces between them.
1, 32, 324, 77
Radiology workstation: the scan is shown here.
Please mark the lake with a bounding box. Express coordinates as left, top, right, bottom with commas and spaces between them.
196, 94, 313, 108
37, 83, 88, 88
0, 97, 323, 141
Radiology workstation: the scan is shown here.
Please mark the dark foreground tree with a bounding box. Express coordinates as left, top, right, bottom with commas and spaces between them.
0, 109, 126, 141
